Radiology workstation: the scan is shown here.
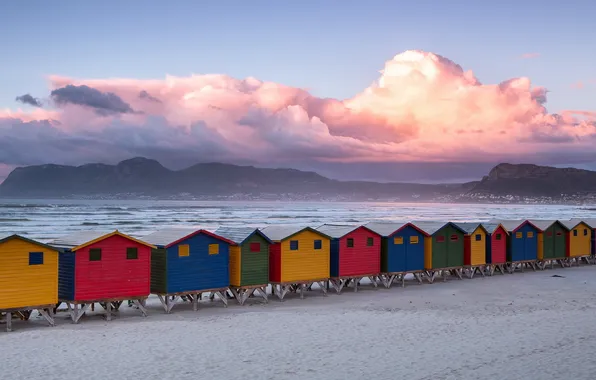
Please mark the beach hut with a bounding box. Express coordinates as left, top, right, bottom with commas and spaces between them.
529, 220, 569, 269
562, 220, 592, 265
481, 223, 509, 275
214, 226, 272, 305
143, 227, 235, 313
492, 220, 540, 272
0, 234, 59, 332
50, 230, 154, 322
574, 218, 596, 258
260, 225, 331, 301
411, 221, 466, 283
366, 222, 428, 288
315, 224, 381, 293
455, 222, 488, 278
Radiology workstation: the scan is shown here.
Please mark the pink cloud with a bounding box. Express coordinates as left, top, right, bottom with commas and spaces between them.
571, 81, 585, 89
520, 52, 540, 59
0, 50, 595, 174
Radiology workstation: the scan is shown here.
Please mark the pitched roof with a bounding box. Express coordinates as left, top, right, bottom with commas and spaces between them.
143, 227, 233, 248
50, 230, 155, 251
410, 221, 466, 235
489, 219, 537, 232
454, 222, 488, 235
566, 219, 595, 229
214, 226, 272, 245
50, 230, 112, 249
259, 225, 330, 242
0, 234, 58, 252
365, 221, 406, 237
480, 223, 509, 235
315, 224, 381, 239
365, 221, 428, 237
527, 219, 565, 231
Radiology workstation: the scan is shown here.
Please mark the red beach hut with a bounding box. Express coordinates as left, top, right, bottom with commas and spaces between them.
315, 224, 381, 293
481, 223, 509, 275
50, 230, 155, 323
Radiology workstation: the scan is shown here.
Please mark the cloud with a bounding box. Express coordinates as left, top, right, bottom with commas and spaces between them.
50, 85, 136, 115
15, 94, 42, 107
1, 49, 595, 181
520, 52, 540, 59
139, 90, 162, 103
571, 81, 585, 89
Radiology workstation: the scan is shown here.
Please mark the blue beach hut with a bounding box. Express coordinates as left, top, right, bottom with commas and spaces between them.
142, 227, 235, 313
366, 222, 428, 288
492, 220, 540, 271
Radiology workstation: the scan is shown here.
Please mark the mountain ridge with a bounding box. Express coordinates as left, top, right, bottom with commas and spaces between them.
1, 157, 595, 202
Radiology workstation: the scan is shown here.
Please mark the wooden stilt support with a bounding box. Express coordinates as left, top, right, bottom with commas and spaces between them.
5, 311, 11, 332
158, 294, 178, 313
1, 305, 56, 331
494, 264, 505, 275
271, 280, 327, 301
66, 303, 90, 324
38, 308, 55, 327
465, 266, 486, 279
329, 275, 378, 294
132, 299, 148, 317
380, 274, 397, 288
229, 285, 268, 305
425, 270, 438, 284
157, 289, 227, 313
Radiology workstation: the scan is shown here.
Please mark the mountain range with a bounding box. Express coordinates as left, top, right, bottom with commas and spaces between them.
1, 157, 595, 202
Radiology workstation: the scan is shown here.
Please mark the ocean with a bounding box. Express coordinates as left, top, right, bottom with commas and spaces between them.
1, 198, 595, 242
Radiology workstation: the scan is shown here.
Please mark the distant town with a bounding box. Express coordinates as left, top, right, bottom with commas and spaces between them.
35, 191, 596, 205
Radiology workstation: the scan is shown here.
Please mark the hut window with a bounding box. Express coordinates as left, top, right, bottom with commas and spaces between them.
547, 231, 553, 237
574, 229, 578, 237
496, 234, 502, 241
367, 237, 374, 246
436, 236, 445, 243
126, 247, 138, 260
89, 248, 102, 261
527, 232, 534, 238
208, 244, 219, 255
556, 232, 562, 236
347, 238, 354, 248
410, 236, 419, 244
515, 232, 523, 239
314, 240, 322, 250
249, 242, 261, 252
28, 252, 44, 265
475, 234, 482, 241
450, 235, 458, 242
394, 237, 404, 245
584, 229, 589, 236
178, 244, 190, 257
290, 240, 299, 250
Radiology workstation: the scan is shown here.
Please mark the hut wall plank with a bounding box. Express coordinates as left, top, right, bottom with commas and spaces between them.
0, 239, 59, 309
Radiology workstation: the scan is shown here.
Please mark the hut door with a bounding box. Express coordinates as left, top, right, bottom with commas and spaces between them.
394, 235, 407, 272
404, 234, 422, 271
554, 228, 566, 258
543, 227, 554, 259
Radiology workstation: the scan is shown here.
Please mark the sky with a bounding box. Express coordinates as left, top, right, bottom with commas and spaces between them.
1, 1, 595, 184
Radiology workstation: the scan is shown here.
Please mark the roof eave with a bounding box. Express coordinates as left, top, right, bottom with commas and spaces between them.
71, 231, 156, 251
164, 229, 236, 248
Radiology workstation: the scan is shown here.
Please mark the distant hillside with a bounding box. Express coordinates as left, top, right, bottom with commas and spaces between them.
0, 157, 469, 200
467, 163, 596, 197
3, 159, 594, 201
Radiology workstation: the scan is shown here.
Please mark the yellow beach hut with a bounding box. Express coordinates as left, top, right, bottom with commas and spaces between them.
260, 225, 331, 301
563, 220, 592, 265
0, 234, 59, 331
